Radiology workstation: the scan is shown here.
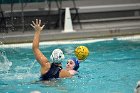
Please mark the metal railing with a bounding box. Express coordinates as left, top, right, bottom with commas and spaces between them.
0, 0, 81, 33
0, 1, 140, 33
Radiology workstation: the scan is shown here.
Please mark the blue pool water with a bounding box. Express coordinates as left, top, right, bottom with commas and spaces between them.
0, 37, 140, 93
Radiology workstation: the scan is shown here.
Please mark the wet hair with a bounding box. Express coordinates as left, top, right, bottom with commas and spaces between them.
70, 57, 79, 71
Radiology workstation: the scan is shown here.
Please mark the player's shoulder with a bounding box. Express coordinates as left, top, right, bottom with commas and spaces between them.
59, 69, 72, 78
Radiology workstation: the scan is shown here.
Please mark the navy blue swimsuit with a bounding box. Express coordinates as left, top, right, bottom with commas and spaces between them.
40, 63, 62, 80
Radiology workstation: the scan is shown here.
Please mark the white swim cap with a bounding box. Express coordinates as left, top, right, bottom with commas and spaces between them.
50, 49, 65, 63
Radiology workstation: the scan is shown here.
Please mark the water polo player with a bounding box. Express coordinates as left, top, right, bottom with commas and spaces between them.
31, 19, 80, 80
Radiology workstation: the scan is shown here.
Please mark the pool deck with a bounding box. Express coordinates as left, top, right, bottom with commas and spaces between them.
0, 20, 140, 44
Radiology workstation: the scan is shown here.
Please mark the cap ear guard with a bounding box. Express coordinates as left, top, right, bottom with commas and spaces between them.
50, 49, 65, 63
71, 57, 79, 71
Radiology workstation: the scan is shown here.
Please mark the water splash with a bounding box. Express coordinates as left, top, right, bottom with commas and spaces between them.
12, 60, 38, 80
27, 60, 37, 73
0, 51, 12, 72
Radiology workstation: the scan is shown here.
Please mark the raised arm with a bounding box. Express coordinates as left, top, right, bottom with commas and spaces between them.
31, 19, 49, 68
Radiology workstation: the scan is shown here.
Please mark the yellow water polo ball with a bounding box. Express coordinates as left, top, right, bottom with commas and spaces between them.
75, 46, 89, 60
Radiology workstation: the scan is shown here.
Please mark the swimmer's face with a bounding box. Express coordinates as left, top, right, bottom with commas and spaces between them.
66, 59, 75, 70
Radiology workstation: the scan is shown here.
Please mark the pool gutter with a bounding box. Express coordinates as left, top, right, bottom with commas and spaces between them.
0, 27, 140, 44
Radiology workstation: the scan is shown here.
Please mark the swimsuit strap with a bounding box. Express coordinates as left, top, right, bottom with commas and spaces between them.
40, 63, 62, 80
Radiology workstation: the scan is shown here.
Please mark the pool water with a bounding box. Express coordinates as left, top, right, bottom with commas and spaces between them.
0, 37, 140, 93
